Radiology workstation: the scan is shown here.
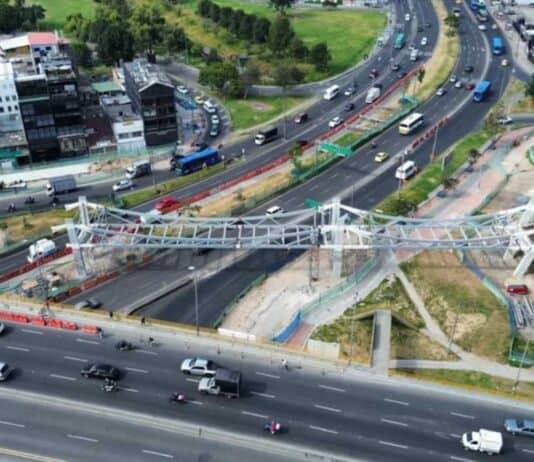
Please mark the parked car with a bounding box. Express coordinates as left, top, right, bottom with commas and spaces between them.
180, 358, 218, 377
112, 179, 135, 192
368, 68, 379, 79
266, 205, 284, 215
0, 362, 12, 381
405, 13, 411, 21
75, 298, 102, 310
80, 363, 120, 380
374, 152, 389, 163
176, 85, 188, 95
210, 114, 220, 125
436, 87, 447, 96
155, 197, 180, 212
328, 116, 343, 128
505, 284, 529, 295
344, 102, 355, 112
294, 112, 308, 124
504, 419, 534, 437
497, 116, 513, 125
209, 126, 219, 137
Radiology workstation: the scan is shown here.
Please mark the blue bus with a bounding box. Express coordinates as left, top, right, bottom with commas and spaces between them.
175, 147, 221, 175
393, 33, 405, 49
473, 80, 491, 102
492, 37, 505, 55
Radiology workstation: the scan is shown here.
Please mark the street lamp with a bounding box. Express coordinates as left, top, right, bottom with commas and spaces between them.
348, 291, 359, 365
188, 265, 199, 336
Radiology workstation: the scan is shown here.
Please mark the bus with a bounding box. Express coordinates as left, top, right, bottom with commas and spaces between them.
473, 80, 491, 102
175, 147, 221, 175
492, 37, 505, 55
393, 33, 405, 49
398, 112, 424, 135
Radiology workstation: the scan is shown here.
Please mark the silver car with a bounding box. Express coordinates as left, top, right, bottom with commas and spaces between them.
180, 358, 218, 377
504, 419, 534, 437
0, 362, 12, 381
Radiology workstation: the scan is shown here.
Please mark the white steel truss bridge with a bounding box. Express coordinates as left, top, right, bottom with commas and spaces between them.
54, 196, 534, 278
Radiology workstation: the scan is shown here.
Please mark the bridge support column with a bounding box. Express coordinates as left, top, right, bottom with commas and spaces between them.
514, 249, 534, 278
78, 196, 90, 227
330, 197, 344, 277
66, 219, 87, 279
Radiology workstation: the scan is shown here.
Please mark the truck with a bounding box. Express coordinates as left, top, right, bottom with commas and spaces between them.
198, 368, 241, 398
254, 126, 278, 145
28, 238, 57, 263
125, 160, 151, 179
473, 80, 491, 102
462, 429, 503, 455
46, 175, 77, 196
365, 85, 381, 104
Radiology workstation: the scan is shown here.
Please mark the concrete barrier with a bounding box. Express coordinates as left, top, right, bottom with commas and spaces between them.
218, 328, 256, 342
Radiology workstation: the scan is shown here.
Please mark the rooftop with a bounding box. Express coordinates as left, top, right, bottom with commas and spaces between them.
0, 31, 66, 52
91, 81, 123, 95
101, 95, 141, 123
0, 130, 27, 149
123, 59, 173, 92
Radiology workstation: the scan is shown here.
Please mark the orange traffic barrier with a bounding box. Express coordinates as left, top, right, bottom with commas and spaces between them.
13, 314, 29, 324
46, 319, 62, 329
83, 325, 99, 335
61, 321, 77, 330
31, 316, 46, 326
0, 311, 13, 321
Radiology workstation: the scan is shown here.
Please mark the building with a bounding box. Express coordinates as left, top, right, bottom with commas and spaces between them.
101, 95, 145, 153
0, 60, 23, 133
123, 59, 177, 146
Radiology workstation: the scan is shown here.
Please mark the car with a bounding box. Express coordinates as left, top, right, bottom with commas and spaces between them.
478, 24, 487, 31
465, 82, 475, 90
0, 322, 5, 335
328, 116, 343, 128
436, 87, 447, 96
425, 22, 432, 29
210, 114, 220, 125
155, 196, 180, 212
374, 152, 389, 163
421, 36, 428, 46
194, 95, 205, 105
0, 362, 12, 381
397, 71, 407, 79
501, 58, 509, 67
391, 63, 401, 71
504, 419, 534, 437
194, 142, 209, 151
449, 74, 458, 83
405, 13, 411, 21
80, 363, 120, 380
454, 80, 463, 89
505, 284, 529, 295
295, 139, 308, 147
74, 298, 101, 310
408, 43, 417, 52
417, 25, 423, 33
176, 85, 188, 95
180, 358, 218, 377
344, 102, 355, 112
497, 115, 513, 125
368, 68, 379, 79
453, 7, 461, 17
112, 179, 135, 192
492, 23, 498, 30
294, 112, 308, 124
464, 65, 474, 73
266, 205, 284, 215
344, 87, 355, 96
209, 126, 219, 137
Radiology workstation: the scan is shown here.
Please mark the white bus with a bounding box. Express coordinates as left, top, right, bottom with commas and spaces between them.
323, 84, 340, 101
399, 112, 424, 135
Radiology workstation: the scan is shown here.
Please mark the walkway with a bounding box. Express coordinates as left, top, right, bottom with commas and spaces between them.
371, 310, 392, 375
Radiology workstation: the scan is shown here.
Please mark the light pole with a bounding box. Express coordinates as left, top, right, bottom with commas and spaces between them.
188, 265, 199, 336
348, 291, 359, 365
513, 337, 531, 394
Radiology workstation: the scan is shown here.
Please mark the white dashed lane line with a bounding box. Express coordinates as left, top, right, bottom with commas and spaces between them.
64, 356, 87, 362
314, 404, 342, 413
318, 385, 345, 393
450, 412, 475, 420
255, 372, 280, 380
120, 387, 139, 393
0, 420, 25, 428
50, 374, 76, 381
379, 440, 408, 450
309, 425, 338, 435
66, 434, 98, 443
6, 346, 29, 352
523, 449, 534, 455
142, 449, 174, 459
186, 378, 199, 384
450, 456, 475, 462
21, 329, 42, 335
380, 418, 408, 427
450, 433, 461, 439
76, 338, 100, 345
250, 391, 275, 399
384, 398, 409, 406
136, 349, 158, 355
125, 367, 149, 374
242, 411, 268, 419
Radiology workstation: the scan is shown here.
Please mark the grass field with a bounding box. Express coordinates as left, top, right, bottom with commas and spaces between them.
30, 0, 96, 30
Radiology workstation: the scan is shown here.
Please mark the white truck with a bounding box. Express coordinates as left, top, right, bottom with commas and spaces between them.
28, 239, 57, 263
198, 368, 241, 398
365, 85, 381, 104
462, 429, 503, 455
46, 175, 77, 196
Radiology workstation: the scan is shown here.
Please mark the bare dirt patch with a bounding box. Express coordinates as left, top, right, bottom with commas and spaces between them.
248, 101, 273, 112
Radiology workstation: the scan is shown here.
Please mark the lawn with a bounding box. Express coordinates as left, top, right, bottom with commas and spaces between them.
335, 131, 362, 147
30, 0, 96, 30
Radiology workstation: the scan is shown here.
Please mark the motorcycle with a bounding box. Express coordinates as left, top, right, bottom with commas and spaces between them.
24, 196, 35, 205
102, 380, 118, 393
169, 392, 186, 404
7, 203, 16, 213
115, 340, 134, 351
263, 422, 281, 435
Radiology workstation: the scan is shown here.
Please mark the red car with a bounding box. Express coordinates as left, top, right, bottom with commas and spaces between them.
506, 284, 529, 296
155, 197, 180, 213
369, 68, 379, 79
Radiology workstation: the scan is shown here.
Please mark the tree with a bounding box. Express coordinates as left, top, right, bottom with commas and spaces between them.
240, 63, 261, 98
444, 14, 459, 30
417, 68, 426, 85
273, 64, 304, 87
525, 73, 534, 103
130, 4, 165, 60
197, 0, 212, 17
289, 143, 304, 171
205, 48, 221, 64
209, 2, 220, 23
199, 62, 239, 92
65, 13, 91, 41
219, 6, 232, 28
322, 0, 338, 7
96, 19, 134, 65
229, 8, 244, 36
290, 37, 308, 60
70, 42, 92, 68
165, 26, 191, 54
252, 17, 270, 43
238, 14, 256, 40
468, 148, 480, 165
268, 14, 294, 55
269, 0, 296, 13
441, 176, 459, 191
310, 42, 331, 71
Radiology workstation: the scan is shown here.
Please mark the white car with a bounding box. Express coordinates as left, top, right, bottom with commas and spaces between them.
180, 358, 218, 377
176, 85, 188, 95
436, 87, 446, 96
328, 116, 343, 128
266, 205, 284, 215
454, 80, 463, 89
420, 36, 428, 46
210, 114, 220, 125
112, 179, 135, 192
497, 116, 513, 125
405, 13, 411, 21
478, 24, 487, 31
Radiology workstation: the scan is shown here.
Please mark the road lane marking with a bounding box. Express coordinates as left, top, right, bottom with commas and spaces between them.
384, 398, 409, 406
64, 356, 87, 362
136, 349, 158, 356
314, 404, 342, 413
6, 346, 29, 352
379, 440, 408, 450
318, 385, 345, 393
0, 420, 25, 428
66, 434, 98, 443
450, 433, 461, 439
250, 391, 275, 399
188, 400, 203, 406
121, 387, 139, 393
76, 338, 100, 345
309, 425, 338, 435
21, 329, 42, 335
523, 449, 534, 455
450, 412, 475, 420
450, 456, 475, 462
381, 418, 408, 427
242, 411, 268, 419
50, 374, 76, 381
142, 449, 173, 459
255, 372, 280, 379
125, 367, 149, 374
186, 378, 199, 383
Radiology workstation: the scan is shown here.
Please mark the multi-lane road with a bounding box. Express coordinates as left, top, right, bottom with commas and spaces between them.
0, 321, 533, 461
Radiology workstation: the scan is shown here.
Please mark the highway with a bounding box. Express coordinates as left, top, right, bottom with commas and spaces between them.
0, 321, 533, 461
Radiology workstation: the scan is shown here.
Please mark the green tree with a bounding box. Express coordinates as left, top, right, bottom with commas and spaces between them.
269, 0, 296, 13
525, 73, 534, 103
310, 42, 331, 71
70, 42, 92, 68
240, 63, 261, 98
65, 13, 91, 41
229, 8, 244, 36
444, 14, 459, 30
130, 4, 165, 60
165, 26, 191, 54
252, 17, 270, 43
96, 18, 134, 65
290, 37, 308, 60
205, 48, 221, 64
268, 14, 294, 55
219, 6, 232, 28
199, 62, 239, 92
209, 2, 220, 23
273, 64, 304, 87
197, 0, 212, 17
238, 14, 256, 40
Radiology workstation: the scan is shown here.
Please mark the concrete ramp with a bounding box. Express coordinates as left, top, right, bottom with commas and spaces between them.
371, 309, 392, 375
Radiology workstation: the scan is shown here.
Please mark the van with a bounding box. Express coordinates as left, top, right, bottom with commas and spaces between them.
323, 85, 340, 101
395, 160, 418, 180
410, 49, 418, 61
203, 100, 217, 114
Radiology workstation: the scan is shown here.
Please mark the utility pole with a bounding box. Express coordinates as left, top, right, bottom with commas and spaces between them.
513, 337, 531, 394
430, 124, 440, 161
188, 266, 199, 336
348, 291, 359, 365
448, 310, 460, 355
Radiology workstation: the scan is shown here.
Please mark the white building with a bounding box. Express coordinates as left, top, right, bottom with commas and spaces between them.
101, 95, 146, 153
0, 60, 23, 132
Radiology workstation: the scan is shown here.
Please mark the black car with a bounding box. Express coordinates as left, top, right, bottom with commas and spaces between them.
74, 298, 101, 310
417, 25, 423, 32
391, 63, 400, 71
464, 65, 474, 73
294, 112, 308, 124
81, 363, 120, 380
344, 102, 355, 111
194, 142, 209, 151
397, 71, 407, 79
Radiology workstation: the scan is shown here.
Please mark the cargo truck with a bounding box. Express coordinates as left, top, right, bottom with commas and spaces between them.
462, 429, 503, 455
28, 238, 57, 263
198, 368, 241, 398
254, 126, 278, 145
126, 160, 151, 179
46, 175, 77, 196
365, 85, 381, 104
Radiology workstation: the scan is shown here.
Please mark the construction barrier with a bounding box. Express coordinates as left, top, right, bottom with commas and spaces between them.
83, 325, 100, 335
31, 316, 46, 326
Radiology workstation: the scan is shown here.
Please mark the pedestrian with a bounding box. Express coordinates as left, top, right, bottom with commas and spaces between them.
281, 359, 288, 370
98, 329, 104, 339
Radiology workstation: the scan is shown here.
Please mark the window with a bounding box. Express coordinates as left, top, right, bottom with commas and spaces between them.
5, 95, 9, 101
12, 95, 16, 101
7, 106, 11, 112
0, 96, 3, 102
14, 105, 17, 110
0, 107, 4, 113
